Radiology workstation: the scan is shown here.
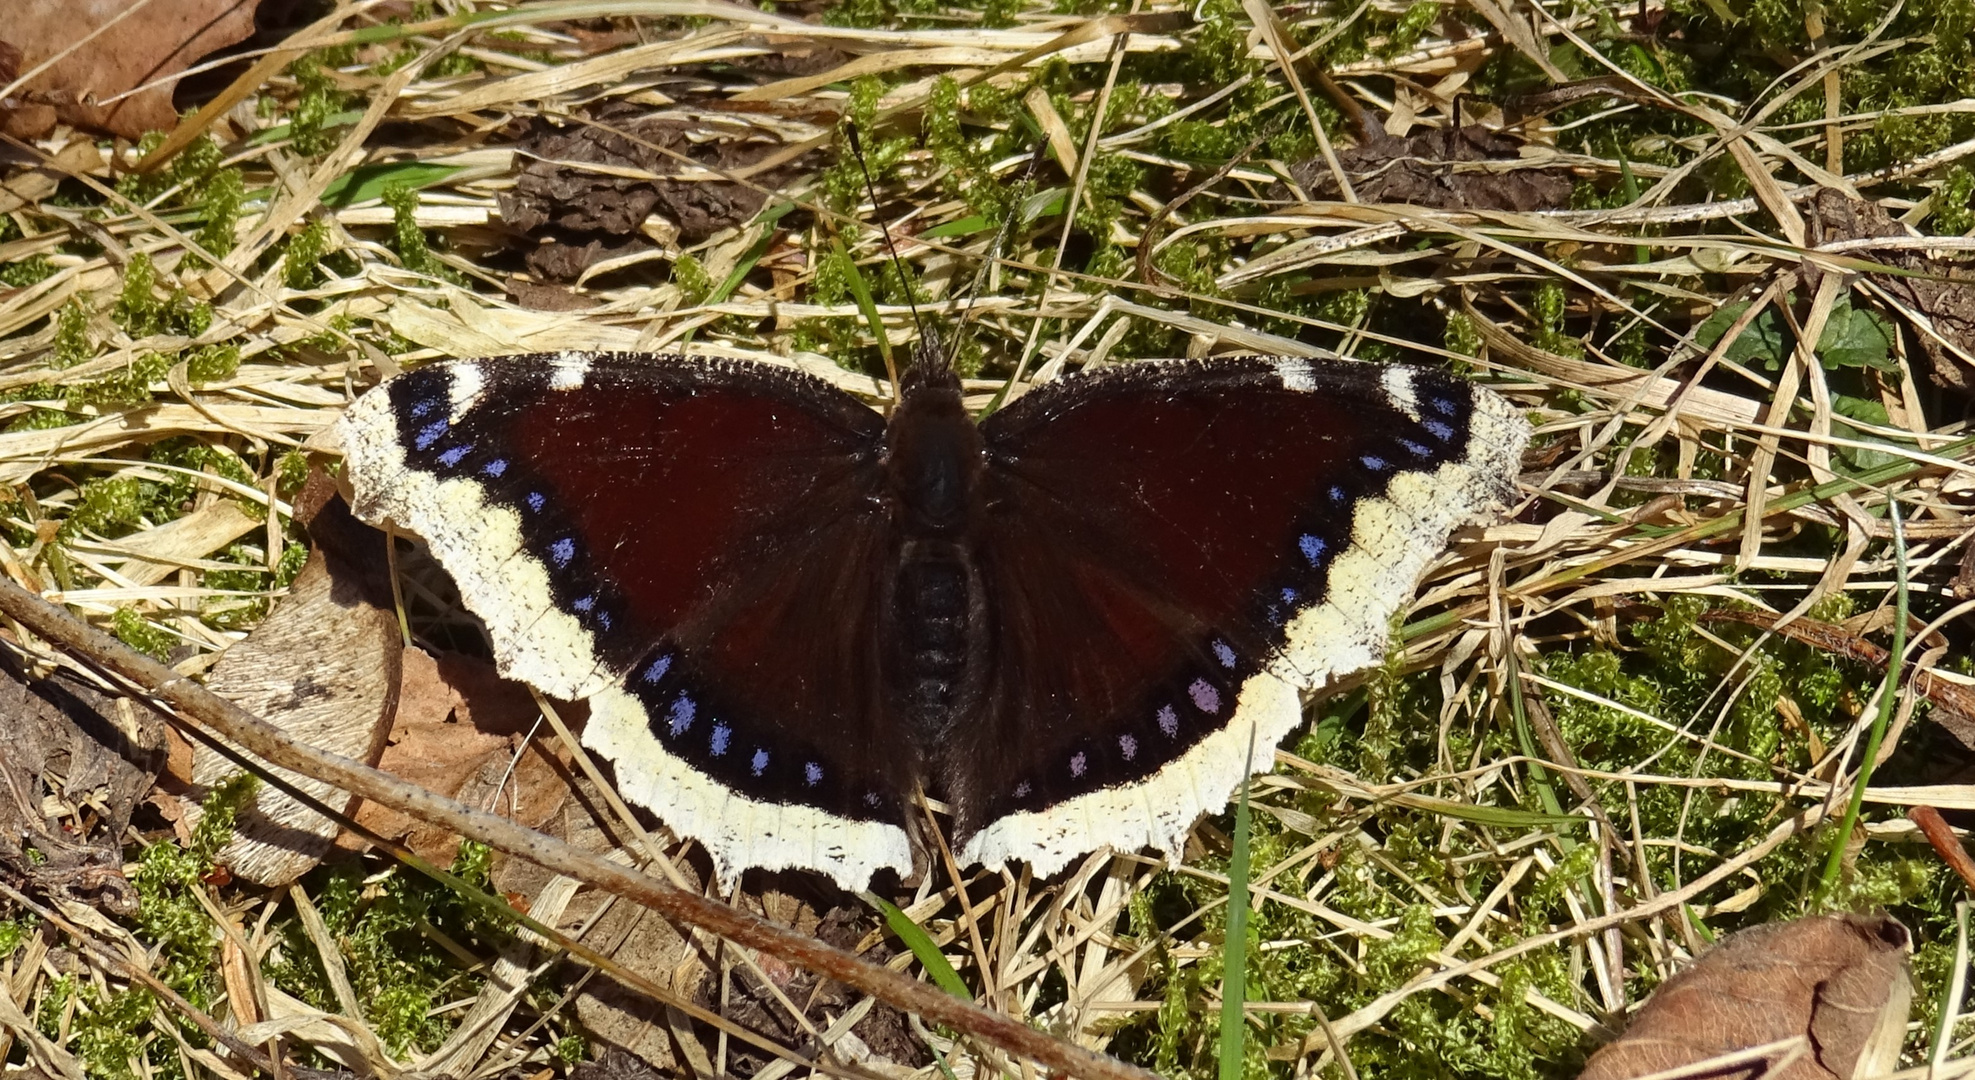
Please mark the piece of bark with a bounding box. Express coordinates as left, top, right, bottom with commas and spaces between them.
0, 645, 164, 915
497, 100, 805, 281
188, 473, 401, 886
0, 0, 262, 139
1578, 914, 1912, 1080
1288, 125, 1575, 212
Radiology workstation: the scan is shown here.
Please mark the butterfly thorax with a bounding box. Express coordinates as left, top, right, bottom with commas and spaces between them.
881, 365, 990, 742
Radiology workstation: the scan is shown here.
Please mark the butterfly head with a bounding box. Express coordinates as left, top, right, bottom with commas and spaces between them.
898, 327, 958, 396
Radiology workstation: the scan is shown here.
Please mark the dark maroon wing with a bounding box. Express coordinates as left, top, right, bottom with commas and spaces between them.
951, 356, 1524, 872
340, 354, 917, 886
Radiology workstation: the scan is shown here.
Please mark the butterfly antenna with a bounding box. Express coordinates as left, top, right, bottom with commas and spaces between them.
845, 123, 941, 381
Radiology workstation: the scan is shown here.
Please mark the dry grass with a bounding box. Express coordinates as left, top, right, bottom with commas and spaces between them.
2, 0, 1975, 1078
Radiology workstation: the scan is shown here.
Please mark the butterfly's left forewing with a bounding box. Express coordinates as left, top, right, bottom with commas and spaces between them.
954, 357, 1528, 876
339, 353, 916, 888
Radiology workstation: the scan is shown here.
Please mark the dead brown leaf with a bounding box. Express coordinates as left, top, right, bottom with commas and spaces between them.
1578, 914, 1912, 1080
0, 0, 263, 140
0, 647, 164, 915
356, 650, 573, 864
191, 477, 402, 887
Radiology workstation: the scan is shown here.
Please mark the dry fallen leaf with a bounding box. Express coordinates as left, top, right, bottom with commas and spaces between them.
1579, 914, 1912, 1080
190, 476, 402, 887
0, 0, 262, 139
356, 650, 573, 865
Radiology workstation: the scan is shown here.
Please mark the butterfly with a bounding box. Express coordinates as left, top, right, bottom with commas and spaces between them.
337, 339, 1527, 890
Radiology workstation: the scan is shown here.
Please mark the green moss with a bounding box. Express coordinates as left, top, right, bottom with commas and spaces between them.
65, 353, 170, 409
288, 53, 356, 157
0, 254, 55, 287
0, 916, 33, 957
1935, 165, 1974, 234
195, 168, 246, 257
672, 252, 714, 307
284, 219, 332, 289
105, 772, 258, 1079
270, 844, 513, 1057
275, 449, 311, 495
64, 476, 149, 540
1531, 280, 1580, 357
53, 299, 92, 368
112, 607, 177, 661
383, 182, 457, 282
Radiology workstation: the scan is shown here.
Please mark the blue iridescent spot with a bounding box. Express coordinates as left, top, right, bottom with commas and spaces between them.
1212, 639, 1237, 668
667, 695, 695, 736
1189, 679, 1221, 714
642, 655, 672, 683
1328, 486, 1348, 503
526, 492, 547, 512
1119, 734, 1138, 760
1069, 752, 1088, 778
1423, 419, 1455, 442
549, 538, 576, 567
804, 762, 823, 787
1361, 455, 1390, 472
1014, 781, 1032, 798
863, 791, 882, 808
414, 420, 448, 450
1399, 439, 1432, 458
750, 748, 769, 776
1428, 395, 1461, 416
1157, 705, 1180, 736
409, 396, 440, 418
482, 458, 509, 477
1299, 534, 1327, 565
1281, 587, 1299, 605
572, 595, 594, 612
711, 723, 731, 756
594, 610, 612, 631
437, 445, 470, 468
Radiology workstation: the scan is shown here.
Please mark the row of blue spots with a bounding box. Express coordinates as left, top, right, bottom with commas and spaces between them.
1043, 657, 1237, 792
652, 677, 830, 794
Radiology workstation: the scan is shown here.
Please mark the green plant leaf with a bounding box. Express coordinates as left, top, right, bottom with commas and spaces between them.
865, 893, 971, 1000
320, 162, 464, 207
1694, 301, 1790, 369
1817, 298, 1896, 371
1830, 394, 1903, 472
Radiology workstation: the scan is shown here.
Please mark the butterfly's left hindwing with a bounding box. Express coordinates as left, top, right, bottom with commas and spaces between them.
339, 353, 916, 888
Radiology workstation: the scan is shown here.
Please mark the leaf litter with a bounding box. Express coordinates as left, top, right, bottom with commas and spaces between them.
1, 0, 1974, 1078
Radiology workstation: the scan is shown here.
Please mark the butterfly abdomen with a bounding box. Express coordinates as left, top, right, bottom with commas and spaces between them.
879, 368, 993, 744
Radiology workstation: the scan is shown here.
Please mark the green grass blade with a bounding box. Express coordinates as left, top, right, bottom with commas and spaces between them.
832, 235, 894, 370
1818, 498, 1908, 901
865, 892, 972, 1001
320, 162, 464, 207
1218, 730, 1255, 1080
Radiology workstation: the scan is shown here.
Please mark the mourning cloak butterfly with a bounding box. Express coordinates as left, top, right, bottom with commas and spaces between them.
338, 342, 1528, 889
